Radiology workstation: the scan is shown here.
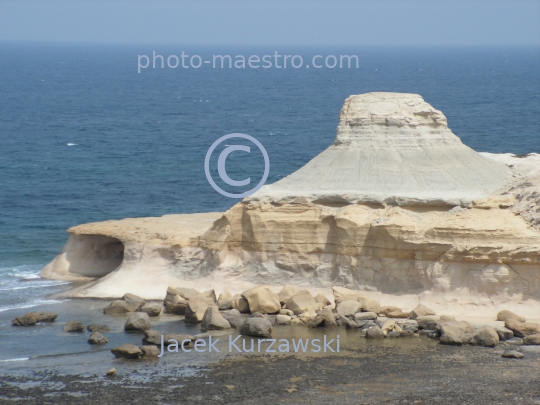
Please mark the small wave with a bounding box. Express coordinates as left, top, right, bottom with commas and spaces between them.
67, 143, 78, 146
0, 281, 70, 291
0, 358, 30, 362
0, 299, 67, 313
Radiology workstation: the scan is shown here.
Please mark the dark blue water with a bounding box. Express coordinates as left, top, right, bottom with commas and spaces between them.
0, 43, 539, 310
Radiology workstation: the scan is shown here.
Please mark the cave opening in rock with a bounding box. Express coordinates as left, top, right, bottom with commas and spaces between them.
65, 234, 125, 278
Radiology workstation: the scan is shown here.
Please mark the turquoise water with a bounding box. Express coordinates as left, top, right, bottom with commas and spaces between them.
0, 43, 539, 311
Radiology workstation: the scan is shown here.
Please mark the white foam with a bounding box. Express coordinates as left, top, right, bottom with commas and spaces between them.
0, 358, 30, 362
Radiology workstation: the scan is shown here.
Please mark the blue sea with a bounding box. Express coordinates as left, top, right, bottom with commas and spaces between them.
0, 43, 539, 313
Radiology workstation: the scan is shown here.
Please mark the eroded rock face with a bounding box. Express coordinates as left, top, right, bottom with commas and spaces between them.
39, 93, 540, 316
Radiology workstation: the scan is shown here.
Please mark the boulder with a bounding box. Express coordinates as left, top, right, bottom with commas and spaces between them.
285, 290, 317, 314
332, 286, 363, 304
124, 312, 151, 332
278, 285, 298, 305
106, 368, 117, 376
201, 306, 231, 331
87, 324, 110, 332
140, 303, 163, 317
381, 306, 402, 316
440, 315, 456, 321
321, 310, 337, 327
28, 312, 58, 322
11, 313, 37, 326
231, 295, 250, 313
358, 297, 381, 314
308, 310, 336, 328
276, 314, 292, 325
222, 309, 245, 329
217, 290, 234, 310
279, 309, 294, 316
63, 321, 85, 333
497, 310, 525, 323
239, 317, 273, 338
493, 325, 514, 341
164, 295, 188, 315
380, 319, 396, 335
123, 293, 146, 312
314, 294, 331, 307
166, 286, 200, 301
104, 300, 131, 315
505, 319, 540, 337
335, 300, 362, 317
366, 326, 385, 339
471, 327, 500, 347
387, 331, 401, 338
185, 299, 210, 323
409, 304, 436, 319
241, 285, 281, 314
375, 317, 389, 328
523, 334, 540, 345
416, 316, 439, 331
355, 312, 377, 321
88, 332, 109, 345
195, 290, 217, 304
111, 344, 142, 359
502, 350, 524, 359
460, 332, 475, 344
140, 345, 160, 359
439, 321, 475, 345
142, 330, 162, 346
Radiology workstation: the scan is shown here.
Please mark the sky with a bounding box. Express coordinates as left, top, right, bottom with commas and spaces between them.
0, 0, 539, 46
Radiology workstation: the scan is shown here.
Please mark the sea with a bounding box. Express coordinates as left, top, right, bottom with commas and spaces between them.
0, 43, 538, 367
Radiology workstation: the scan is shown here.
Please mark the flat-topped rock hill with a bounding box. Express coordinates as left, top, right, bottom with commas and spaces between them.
251, 92, 511, 206
40, 92, 540, 319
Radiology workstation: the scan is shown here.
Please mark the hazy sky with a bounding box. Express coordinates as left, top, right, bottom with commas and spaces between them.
0, 0, 539, 46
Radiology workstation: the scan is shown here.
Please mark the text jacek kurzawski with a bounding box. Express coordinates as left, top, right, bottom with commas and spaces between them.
158, 334, 340, 357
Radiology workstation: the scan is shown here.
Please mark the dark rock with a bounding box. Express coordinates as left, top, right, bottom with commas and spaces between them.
366, 326, 385, 339
88, 332, 108, 345
111, 344, 142, 359
239, 317, 272, 337
124, 312, 151, 332
502, 350, 524, 359
30, 311, 58, 322
523, 334, 540, 345
63, 321, 85, 333
11, 313, 37, 326
416, 316, 439, 330
140, 345, 160, 358
471, 327, 499, 347
142, 330, 162, 346
87, 324, 110, 332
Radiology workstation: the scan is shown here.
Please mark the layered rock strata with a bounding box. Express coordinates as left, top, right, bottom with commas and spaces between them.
40, 93, 540, 317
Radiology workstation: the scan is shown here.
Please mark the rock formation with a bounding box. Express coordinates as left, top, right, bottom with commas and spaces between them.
40, 92, 540, 319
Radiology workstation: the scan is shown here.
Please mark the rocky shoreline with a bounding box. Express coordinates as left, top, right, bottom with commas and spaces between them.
11, 284, 540, 363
